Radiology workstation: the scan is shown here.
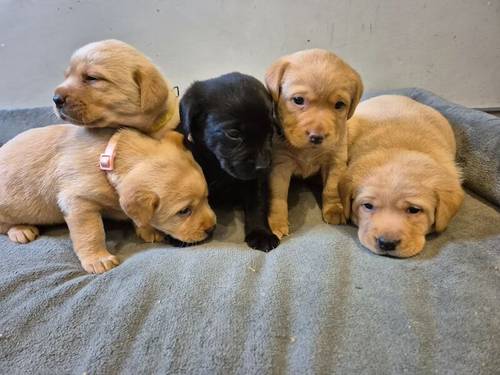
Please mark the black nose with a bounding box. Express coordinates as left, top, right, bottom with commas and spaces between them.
309, 134, 324, 145
53, 95, 65, 108
376, 237, 401, 251
205, 225, 216, 236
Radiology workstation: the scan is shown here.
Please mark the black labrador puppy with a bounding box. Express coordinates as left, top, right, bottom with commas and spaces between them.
178, 72, 279, 251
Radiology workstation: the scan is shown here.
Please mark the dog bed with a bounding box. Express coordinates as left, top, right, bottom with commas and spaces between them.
0, 88, 498, 374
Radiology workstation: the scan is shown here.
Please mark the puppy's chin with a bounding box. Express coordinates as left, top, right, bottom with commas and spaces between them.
55, 107, 107, 128
54, 107, 75, 123
219, 158, 257, 181
358, 231, 425, 258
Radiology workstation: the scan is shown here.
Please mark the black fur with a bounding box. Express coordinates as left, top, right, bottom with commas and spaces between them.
178, 72, 279, 252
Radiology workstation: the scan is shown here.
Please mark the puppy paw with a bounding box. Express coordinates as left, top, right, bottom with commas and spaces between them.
7, 225, 39, 244
135, 226, 165, 243
322, 202, 346, 225
245, 229, 280, 252
81, 253, 120, 274
268, 219, 289, 240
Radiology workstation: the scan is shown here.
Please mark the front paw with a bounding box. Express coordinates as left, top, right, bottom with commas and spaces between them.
81, 252, 120, 274
7, 225, 39, 244
268, 217, 289, 239
322, 202, 346, 225
135, 226, 165, 243
245, 229, 280, 252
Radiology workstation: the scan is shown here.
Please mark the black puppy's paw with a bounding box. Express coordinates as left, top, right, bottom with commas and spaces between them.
245, 229, 280, 252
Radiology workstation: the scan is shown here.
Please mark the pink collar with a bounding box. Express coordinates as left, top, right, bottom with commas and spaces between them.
99, 132, 121, 171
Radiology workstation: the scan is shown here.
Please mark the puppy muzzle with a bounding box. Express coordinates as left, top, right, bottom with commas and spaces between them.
219, 158, 257, 181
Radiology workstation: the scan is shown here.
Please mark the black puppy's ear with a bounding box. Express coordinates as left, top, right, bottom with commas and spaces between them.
179, 90, 200, 143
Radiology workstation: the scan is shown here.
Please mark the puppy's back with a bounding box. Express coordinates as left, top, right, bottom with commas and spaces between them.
0, 125, 68, 195
348, 95, 456, 162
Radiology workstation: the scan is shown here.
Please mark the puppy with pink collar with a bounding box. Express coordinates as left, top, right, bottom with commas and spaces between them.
0, 126, 216, 273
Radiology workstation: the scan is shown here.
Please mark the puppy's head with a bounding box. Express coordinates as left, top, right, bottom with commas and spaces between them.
54, 39, 175, 132
265, 49, 363, 149
180, 72, 273, 180
340, 153, 464, 257
119, 132, 216, 244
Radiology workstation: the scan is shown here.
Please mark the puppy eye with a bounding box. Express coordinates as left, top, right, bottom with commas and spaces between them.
335, 101, 346, 110
224, 129, 242, 141
177, 207, 192, 217
84, 74, 99, 82
292, 96, 305, 106
362, 203, 374, 211
407, 206, 422, 214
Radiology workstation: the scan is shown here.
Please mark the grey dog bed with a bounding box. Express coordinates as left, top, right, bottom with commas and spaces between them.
0, 88, 499, 374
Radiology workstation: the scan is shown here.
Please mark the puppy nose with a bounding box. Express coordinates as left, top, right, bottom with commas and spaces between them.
308, 133, 324, 145
53, 95, 65, 108
205, 225, 216, 236
376, 236, 401, 251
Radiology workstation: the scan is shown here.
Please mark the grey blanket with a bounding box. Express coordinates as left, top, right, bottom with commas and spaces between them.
0, 89, 499, 374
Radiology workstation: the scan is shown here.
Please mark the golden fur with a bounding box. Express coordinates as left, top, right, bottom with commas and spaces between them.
54, 39, 179, 139
0, 127, 216, 273
340, 95, 464, 257
265, 49, 363, 238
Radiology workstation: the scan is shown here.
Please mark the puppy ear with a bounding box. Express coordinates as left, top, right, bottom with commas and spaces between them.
338, 174, 354, 220
347, 70, 364, 119
135, 64, 169, 114
179, 90, 200, 142
434, 182, 464, 233
120, 188, 159, 228
265, 58, 289, 101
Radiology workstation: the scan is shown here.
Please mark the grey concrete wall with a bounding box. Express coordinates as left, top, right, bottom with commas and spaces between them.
0, 0, 499, 109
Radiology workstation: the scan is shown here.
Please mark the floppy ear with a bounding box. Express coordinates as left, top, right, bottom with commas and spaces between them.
135, 64, 169, 113
120, 188, 159, 228
179, 90, 200, 142
265, 57, 289, 102
434, 183, 464, 233
347, 70, 364, 119
338, 174, 354, 221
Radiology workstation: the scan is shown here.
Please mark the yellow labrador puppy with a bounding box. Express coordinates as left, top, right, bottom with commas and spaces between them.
265, 49, 363, 238
0, 126, 216, 273
340, 95, 464, 257
53, 39, 179, 139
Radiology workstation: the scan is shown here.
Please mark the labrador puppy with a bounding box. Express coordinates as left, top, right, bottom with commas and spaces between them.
339, 95, 464, 257
178, 72, 279, 251
53, 39, 179, 139
265, 49, 363, 238
0, 126, 216, 273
